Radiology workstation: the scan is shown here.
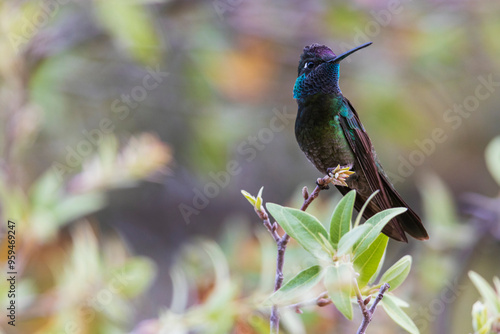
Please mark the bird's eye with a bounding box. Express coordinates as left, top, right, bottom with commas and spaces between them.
305, 61, 314, 69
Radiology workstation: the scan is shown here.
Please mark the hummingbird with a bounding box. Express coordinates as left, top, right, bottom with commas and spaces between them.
293, 42, 428, 242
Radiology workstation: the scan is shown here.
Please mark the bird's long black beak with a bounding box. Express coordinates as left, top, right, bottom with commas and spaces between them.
327, 42, 372, 63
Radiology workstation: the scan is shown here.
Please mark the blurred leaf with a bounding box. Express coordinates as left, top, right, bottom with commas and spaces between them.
30, 52, 84, 129
281, 308, 307, 334
352, 208, 407, 257
267, 265, 323, 306
94, 0, 160, 64
472, 301, 491, 334
381, 294, 420, 334
384, 294, 410, 308
494, 277, 500, 296
241, 190, 256, 206
419, 173, 458, 227
111, 257, 156, 298
30, 170, 61, 208
380, 256, 412, 292
353, 234, 388, 288
329, 190, 355, 249
255, 186, 264, 210
325, 264, 353, 320
469, 271, 500, 314
485, 136, 500, 187
266, 203, 330, 261
53, 192, 105, 226
248, 314, 271, 334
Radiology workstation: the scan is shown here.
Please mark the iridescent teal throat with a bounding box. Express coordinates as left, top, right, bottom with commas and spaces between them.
293, 63, 340, 99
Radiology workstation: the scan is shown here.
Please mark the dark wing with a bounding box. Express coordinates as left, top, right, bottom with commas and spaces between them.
337, 97, 428, 242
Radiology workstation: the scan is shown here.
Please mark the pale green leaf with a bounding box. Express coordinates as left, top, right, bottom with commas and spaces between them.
53, 192, 106, 226
469, 271, 500, 314
257, 186, 264, 200
368, 248, 386, 286
379, 255, 412, 291
94, 0, 161, 64
325, 264, 353, 320
353, 234, 388, 288
381, 294, 420, 334
419, 173, 458, 227
485, 136, 500, 186
255, 196, 263, 211
493, 277, 500, 295
241, 190, 256, 206
266, 265, 323, 306
329, 190, 356, 249
352, 208, 407, 257
353, 190, 379, 228
337, 224, 370, 256
384, 294, 410, 308
318, 233, 335, 255
110, 257, 156, 298
30, 170, 61, 207
266, 203, 330, 261
472, 301, 490, 334
255, 186, 264, 210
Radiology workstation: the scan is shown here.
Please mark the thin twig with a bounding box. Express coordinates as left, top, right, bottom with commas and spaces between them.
254, 165, 354, 334
287, 291, 331, 313
356, 282, 390, 334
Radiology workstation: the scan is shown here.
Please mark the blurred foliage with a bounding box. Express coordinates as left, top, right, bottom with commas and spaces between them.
469, 271, 500, 334
0, 0, 499, 333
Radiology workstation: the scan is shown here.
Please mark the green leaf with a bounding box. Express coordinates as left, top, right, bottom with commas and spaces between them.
325, 264, 353, 320
241, 190, 256, 206
368, 248, 386, 286
266, 265, 323, 306
353, 190, 379, 228
485, 136, 500, 186
469, 271, 500, 314
381, 294, 420, 334
493, 277, 500, 296
353, 234, 388, 288
329, 190, 356, 249
94, 0, 160, 64
385, 294, 410, 308
54, 192, 105, 225
266, 203, 330, 261
352, 208, 407, 257
337, 224, 371, 256
255, 186, 264, 210
472, 301, 490, 334
379, 255, 412, 291
110, 257, 156, 298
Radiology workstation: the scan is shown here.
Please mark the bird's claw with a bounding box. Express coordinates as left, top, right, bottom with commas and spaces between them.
316, 179, 330, 190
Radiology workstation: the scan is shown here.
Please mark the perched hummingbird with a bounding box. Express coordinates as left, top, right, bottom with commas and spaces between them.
293, 42, 428, 242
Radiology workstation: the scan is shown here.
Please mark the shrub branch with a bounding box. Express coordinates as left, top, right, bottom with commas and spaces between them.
251, 165, 354, 333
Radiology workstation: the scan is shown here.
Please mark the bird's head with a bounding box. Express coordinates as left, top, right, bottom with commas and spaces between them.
294, 42, 372, 99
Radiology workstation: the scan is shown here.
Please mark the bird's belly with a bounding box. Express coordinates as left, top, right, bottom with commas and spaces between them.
297, 123, 355, 175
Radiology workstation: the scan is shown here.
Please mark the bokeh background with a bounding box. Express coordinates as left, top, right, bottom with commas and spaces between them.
1, 0, 500, 333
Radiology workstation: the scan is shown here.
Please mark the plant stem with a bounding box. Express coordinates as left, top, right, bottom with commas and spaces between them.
268, 182, 326, 333
355, 282, 390, 334
255, 168, 354, 333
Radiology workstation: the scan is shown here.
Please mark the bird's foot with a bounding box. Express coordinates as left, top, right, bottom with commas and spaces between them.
316, 179, 330, 190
